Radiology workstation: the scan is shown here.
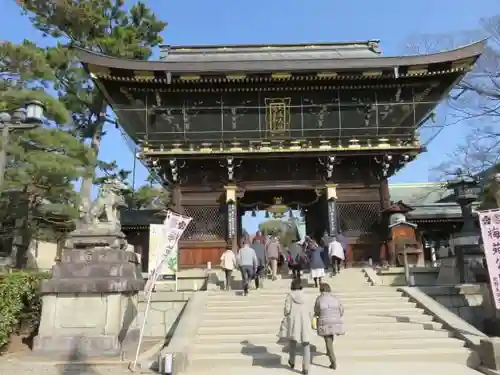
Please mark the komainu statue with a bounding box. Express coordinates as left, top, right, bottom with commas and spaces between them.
482, 172, 500, 210
86, 178, 130, 228
493, 173, 500, 208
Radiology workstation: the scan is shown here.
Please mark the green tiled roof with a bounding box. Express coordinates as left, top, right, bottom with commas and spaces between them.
407, 204, 462, 220
120, 208, 164, 228
388, 182, 454, 206
389, 182, 478, 221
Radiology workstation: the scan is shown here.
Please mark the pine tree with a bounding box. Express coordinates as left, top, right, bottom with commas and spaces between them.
0, 40, 94, 266
17, 0, 167, 212
0, 40, 68, 122
126, 184, 171, 210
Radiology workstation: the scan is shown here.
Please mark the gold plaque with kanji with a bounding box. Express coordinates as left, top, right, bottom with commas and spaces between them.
265, 97, 291, 135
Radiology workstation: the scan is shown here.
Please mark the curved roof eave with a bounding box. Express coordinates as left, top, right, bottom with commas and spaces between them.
74, 39, 486, 74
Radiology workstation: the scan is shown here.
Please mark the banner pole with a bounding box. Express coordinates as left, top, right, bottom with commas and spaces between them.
175, 244, 179, 292
131, 285, 154, 371
131, 210, 191, 370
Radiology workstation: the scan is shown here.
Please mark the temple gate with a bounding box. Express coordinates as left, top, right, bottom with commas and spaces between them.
77, 40, 483, 267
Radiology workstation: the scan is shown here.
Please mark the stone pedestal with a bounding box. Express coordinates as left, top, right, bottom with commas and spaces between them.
33, 226, 145, 358
436, 257, 460, 284
396, 249, 425, 267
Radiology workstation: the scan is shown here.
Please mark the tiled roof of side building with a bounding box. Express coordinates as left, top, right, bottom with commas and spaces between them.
388, 182, 454, 206
389, 182, 480, 220
120, 208, 164, 228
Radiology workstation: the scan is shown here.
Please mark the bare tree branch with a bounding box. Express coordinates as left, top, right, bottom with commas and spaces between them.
404, 20, 499, 177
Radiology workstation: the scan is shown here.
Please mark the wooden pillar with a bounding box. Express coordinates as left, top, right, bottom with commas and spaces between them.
171, 184, 183, 213
325, 184, 338, 235
225, 184, 238, 251
325, 183, 353, 264
379, 178, 391, 263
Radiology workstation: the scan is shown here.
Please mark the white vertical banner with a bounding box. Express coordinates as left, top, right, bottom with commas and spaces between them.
132, 210, 192, 371
144, 211, 192, 294
478, 209, 500, 310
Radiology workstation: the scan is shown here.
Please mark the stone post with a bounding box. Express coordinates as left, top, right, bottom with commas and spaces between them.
225, 184, 238, 251
32, 226, 145, 358
479, 338, 500, 371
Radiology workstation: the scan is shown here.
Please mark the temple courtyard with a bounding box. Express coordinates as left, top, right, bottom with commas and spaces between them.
1, 268, 498, 375
0, 362, 490, 375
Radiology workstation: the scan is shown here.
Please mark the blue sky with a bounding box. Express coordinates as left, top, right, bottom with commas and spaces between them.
1, 0, 497, 191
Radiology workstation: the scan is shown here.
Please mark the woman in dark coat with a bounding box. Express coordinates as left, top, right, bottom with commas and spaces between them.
252, 232, 267, 289
287, 240, 307, 280
307, 239, 325, 288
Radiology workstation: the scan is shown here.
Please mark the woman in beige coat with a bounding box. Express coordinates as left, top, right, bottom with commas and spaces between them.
314, 282, 344, 369
279, 279, 313, 374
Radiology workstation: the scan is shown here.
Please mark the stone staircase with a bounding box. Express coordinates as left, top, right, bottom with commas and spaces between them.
186, 269, 476, 371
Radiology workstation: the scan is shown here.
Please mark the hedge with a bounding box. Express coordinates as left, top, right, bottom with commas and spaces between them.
0, 271, 50, 350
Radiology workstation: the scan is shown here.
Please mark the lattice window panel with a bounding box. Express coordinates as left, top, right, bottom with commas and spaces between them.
337, 202, 381, 236
182, 205, 226, 241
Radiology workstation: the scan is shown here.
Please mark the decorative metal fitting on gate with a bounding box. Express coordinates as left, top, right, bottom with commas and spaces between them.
398, 154, 411, 167
318, 155, 341, 181
220, 156, 242, 182
84, 252, 92, 262
374, 154, 393, 177
169, 158, 179, 183
164, 158, 186, 184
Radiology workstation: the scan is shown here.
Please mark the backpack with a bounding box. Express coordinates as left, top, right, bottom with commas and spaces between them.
297, 253, 309, 267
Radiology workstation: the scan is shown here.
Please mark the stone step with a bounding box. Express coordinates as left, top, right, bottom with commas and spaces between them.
200, 312, 435, 326
188, 347, 475, 369
195, 329, 455, 344
196, 321, 445, 335
192, 337, 466, 354
207, 291, 405, 300
205, 297, 411, 308
207, 289, 401, 298
185, 361, 484, 375
254, 275, 372, 288
237, 279, 373, 287
204, 304, 419, 315
220, 270, 367, 278
203, 303, 424, 314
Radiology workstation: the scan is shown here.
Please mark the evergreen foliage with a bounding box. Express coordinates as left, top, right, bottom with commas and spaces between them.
0, 38, 93, 263
17, 0, 168, 206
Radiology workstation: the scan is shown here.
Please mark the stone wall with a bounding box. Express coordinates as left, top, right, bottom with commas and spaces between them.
419, 284, 493, 332
376, 267, 439, 286
138, 291, 191, 338
24, 239, 135, 271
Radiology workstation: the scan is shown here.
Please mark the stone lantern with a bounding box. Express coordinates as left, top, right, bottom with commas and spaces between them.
446, 169, 482, 283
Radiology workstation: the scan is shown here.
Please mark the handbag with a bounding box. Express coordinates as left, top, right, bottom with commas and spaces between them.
278, 316, 288, 338
311, 316, 317, 330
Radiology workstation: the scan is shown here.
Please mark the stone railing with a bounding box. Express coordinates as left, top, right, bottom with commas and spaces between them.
418, 284, 493, 333
399, 286, 500, 373
399, 286, 484, 368
137, 291, 192, 339
137, 291, 208, 373
376, 266, 439, 286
